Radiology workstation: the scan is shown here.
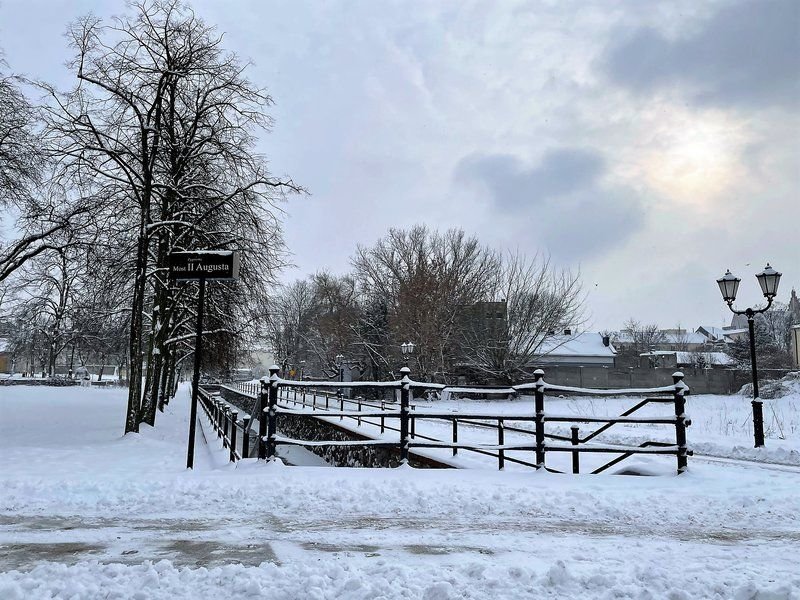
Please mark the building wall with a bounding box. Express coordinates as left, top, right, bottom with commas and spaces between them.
792, 325, 800, 368
533, 365, 786, 395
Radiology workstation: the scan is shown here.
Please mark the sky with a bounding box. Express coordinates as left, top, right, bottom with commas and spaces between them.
0, 0, 797, 330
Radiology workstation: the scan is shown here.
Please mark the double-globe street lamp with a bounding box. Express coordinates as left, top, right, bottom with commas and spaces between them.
716, 263, 782, 448
400, 341, 415, 365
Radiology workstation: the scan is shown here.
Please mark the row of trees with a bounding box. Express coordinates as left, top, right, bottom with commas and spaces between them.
267, 225, 586, 385
0, 1, 298, 432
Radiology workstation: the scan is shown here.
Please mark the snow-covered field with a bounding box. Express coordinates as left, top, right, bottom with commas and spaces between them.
1, 384, 799, 599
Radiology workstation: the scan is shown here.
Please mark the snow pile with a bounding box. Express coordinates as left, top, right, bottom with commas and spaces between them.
739, 371, 800, 399
0, 559, 795, 600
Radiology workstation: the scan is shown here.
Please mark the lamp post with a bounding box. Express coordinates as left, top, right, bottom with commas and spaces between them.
299, 359, 306, 381
335, 354, 344, 382
716, 263, 782, 448
400, 341, 415, 365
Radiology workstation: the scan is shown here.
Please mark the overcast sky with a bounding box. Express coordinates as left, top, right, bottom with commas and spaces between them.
1, 0, 797, 330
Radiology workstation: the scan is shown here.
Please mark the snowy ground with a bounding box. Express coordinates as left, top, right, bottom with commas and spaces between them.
1, 385, 799, 599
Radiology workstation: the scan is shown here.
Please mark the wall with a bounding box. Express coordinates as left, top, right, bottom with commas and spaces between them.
534, 366, 789, 395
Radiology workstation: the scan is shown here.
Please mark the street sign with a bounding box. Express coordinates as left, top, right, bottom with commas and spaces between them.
167, 250, 239, 469
169, 251, 240, 281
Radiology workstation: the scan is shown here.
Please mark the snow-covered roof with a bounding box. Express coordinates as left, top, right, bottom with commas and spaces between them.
697, 326, 726, 340
538, 332, 616, 358
615, 330, 708, 345
640, 350, 734, 365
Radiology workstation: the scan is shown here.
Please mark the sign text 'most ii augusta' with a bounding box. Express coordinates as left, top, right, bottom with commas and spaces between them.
168, 251, 240, 281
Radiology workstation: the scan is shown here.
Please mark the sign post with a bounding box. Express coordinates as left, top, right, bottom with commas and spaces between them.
169, 250, 239, 469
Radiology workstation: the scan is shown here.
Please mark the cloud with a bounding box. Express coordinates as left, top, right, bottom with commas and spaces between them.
603, 0, 800, 109
454, 149, 646, 261
455, 149, 606, 209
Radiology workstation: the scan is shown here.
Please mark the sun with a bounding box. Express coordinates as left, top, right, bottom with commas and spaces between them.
639, 106, 747, 207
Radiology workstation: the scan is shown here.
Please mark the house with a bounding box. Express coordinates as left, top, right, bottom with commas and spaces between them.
640, 350, 734, 369
532, 331, 617, 367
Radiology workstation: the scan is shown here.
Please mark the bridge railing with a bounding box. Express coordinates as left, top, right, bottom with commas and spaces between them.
197, 385, 253, 462
247, 366, 692, 474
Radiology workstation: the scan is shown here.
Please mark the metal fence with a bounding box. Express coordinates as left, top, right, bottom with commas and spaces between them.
216, 366, 691, 475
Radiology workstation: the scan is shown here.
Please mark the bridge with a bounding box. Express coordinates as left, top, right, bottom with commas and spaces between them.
196, 367, 692, 475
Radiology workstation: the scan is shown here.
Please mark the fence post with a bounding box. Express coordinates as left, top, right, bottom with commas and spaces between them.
399, 366, 411, 464
230, 411, 238, 462
325, 393, 329, 410
453, 419, 458, 456
673, 371, 689, 474
216, 401, 223, 438
571, 425, 580, 474
338, 390, 344, 420
534, 369, 546, 469
242, 416, 250, 460
357, 396, 362, 426
381, 401, 385, 433
267, 365, 279, 461
258, 379, 268, 460
498, 418, 505, 470
222, 406, 229, 448
411, 405, 416, 439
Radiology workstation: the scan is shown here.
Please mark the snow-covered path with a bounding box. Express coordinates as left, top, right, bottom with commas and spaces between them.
1, 385, 798, 599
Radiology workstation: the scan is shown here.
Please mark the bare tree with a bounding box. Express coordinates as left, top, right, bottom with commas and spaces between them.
459, 252, 586, 384
44, 1, 300, 432
615, 319, 666, 360
353, 226, 500, 381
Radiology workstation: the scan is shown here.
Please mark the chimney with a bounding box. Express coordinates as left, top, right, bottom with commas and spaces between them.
602, 335, 610, 347
564, 328, 572, 336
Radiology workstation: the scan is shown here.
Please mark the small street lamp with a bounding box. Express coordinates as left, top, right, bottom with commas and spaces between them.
299, 359, 306, 381
716, 263, 782, 448
335, 354, 345, 382
400, 341, 415, 365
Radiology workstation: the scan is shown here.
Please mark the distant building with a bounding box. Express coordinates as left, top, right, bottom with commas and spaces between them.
531, 331, 617, 367
0, 338, 9, 373
639, 350, 734, 369
791, 325, 800, 368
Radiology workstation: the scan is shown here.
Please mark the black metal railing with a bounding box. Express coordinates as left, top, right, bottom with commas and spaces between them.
229, 367, 691, 475
197, 385, 253, 462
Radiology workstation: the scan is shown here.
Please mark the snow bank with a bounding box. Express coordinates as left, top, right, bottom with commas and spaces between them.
0, 559, 795, 600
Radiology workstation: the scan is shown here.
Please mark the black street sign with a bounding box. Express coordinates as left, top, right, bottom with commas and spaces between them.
168, 250, 239, 469
169, 251, 240, 281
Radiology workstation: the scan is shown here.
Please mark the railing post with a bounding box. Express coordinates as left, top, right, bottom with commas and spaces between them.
534, 369, 546, 469
338, 390, 344, 420
357, 396, 362, 426
399, 367, 411, 464
258, 379, 268, 460
571, 425, 580, 474
216, 401, 223, 438
313, 391, 316, 411
242, 416, 250, 460
230, 411, 238, 462
222, 406, 229, 448
673, 371, 689, 474
498, 418, 505, 470
453, 419, 458, 456
410, 405, 416, 439
267, 365, 279, 461
325, 393, 329, 410
381, 401, 385, 433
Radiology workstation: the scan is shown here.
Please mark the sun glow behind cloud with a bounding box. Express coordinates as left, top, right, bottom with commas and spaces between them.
638, 106, 747, 208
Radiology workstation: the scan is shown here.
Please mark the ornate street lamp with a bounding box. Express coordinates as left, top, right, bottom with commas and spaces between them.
400, 341, 415, 364
716, 263, 782, 447
335, 354, 344, 382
